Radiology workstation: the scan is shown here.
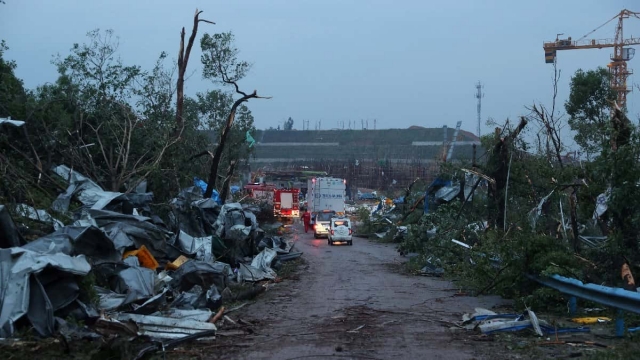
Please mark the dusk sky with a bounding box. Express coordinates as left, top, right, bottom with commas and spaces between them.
2, 0, 640, 147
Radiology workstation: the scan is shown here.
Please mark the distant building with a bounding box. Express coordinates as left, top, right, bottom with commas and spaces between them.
214, 126, 483, 166
203, 126, 483, 190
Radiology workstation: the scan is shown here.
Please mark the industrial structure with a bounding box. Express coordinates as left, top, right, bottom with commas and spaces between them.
544, 9, 640, 109
475, 81, 484, 138
234, 126, 482, 192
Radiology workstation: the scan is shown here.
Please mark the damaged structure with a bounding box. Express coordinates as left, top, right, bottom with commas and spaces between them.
0, 165, 302, 344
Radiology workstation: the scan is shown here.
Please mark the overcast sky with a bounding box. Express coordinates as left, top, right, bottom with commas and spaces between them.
2, 0, 640, 146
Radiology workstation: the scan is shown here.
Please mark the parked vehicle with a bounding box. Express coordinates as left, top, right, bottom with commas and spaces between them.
274, 188, 300, 219
307, 177, 346, 215
328, 217, 353, 246
243, 183, 275, 204
312, 209, 335, 238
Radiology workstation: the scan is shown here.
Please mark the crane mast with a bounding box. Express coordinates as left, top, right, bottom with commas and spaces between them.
543, 9, 640, 109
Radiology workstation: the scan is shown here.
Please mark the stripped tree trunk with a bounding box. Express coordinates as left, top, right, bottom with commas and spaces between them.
219, 160, 237, 205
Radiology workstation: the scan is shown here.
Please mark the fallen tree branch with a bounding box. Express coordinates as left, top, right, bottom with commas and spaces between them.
188, 150, 214, 161
6, 144, 67, 192
209, 306, 225, 323
461, 168, 496, 184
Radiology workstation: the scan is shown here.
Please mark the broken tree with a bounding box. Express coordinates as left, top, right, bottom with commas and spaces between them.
199, 32, 270, 198
486, 118, 527, 230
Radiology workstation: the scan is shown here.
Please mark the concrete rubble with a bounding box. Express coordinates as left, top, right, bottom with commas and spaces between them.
0, 165, 303, 349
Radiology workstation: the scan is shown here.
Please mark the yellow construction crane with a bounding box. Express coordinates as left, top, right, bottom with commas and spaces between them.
544, 9, 640, 109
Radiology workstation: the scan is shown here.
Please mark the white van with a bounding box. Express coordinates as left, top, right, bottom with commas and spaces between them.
328, 217, 353, 246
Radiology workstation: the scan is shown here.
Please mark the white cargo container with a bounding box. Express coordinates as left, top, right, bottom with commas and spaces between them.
307, 177, 346, 214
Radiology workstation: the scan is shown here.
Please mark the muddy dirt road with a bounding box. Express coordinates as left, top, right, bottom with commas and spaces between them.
208, 224, 511, 360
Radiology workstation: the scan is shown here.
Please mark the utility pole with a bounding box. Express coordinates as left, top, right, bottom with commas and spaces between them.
374, 119, 377, 130
475, 81, 484, 138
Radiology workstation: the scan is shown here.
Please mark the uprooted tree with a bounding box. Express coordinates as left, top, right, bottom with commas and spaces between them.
199, 31, 270, 198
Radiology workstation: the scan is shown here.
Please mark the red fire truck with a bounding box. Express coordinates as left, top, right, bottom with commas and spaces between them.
273, 188, 300, 219
243, 183, 275, 203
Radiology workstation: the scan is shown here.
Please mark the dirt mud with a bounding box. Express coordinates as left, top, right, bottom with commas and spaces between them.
183, 224, 513, 360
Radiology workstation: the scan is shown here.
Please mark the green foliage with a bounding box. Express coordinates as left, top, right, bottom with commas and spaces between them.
565, 67, 616, 155
0, 29, 212, 205
396, 87, 640, 308
196, 89, 256, 165
0, 40, 27, 119
200, 32, 251, 85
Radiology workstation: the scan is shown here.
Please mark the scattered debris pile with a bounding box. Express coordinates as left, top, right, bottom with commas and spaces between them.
0, 165, 302, 349
460, 308, 589, 336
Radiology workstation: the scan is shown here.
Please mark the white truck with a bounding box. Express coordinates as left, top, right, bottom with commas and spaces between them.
307, 177, 347, 238
307, 177, 347, 214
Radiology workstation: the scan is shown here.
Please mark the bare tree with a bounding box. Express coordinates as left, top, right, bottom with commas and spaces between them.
219, 160, 237, 204
528, 61, 566, 168
486, 118, 527, 230
175, 9, 215, 137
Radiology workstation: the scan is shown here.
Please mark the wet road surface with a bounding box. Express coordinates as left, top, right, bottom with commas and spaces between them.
212, 223, 510, 360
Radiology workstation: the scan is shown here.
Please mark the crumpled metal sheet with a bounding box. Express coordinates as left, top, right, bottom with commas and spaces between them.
0, 248, 91, 337
95, 270, 164, 313
0, 205, 25, 248
170, 260, 233, 293
237, 248, 277, 282
113, 266, 157, 305
0, 117, 25, 127
226, 224, 251, 241
174, 231, 213, 262
51, 165, 125, 212
22, 226, 121, 263
463, 174, 479, 200
170, 285, 222, 311
116, 313, 216, 340
151, 309, 213, 322
434, 182, 460, 202
258, 236, 293, 254
13, 204, 64, 231
85, 209, 173, 259
243, 210, 258, 231
95, 287, 129, 311
527, 189, 555, 229
593, 188, 612, 219
214, 203, 244, 238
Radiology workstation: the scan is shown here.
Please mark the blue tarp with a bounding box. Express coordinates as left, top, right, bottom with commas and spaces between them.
393, 196, 405, 204
230, 186, 240, 194
194, 177, 222, 204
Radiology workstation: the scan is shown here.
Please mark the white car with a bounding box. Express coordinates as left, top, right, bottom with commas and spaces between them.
328, 217, 353, 246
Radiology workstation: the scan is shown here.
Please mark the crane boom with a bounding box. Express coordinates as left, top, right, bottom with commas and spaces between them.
544, 37, 640, 52
543, 9, 640, 109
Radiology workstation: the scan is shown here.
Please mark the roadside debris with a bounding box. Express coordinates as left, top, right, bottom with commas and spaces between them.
0, 164, 303, 351
460, 308, 590, 336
